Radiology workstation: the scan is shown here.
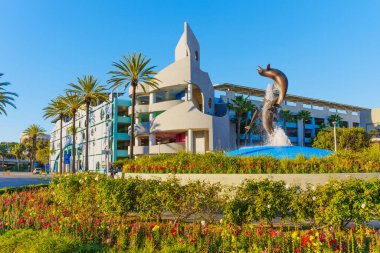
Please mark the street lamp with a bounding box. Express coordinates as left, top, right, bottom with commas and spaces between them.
332, 121, 337, 152
157, 141, 161, 154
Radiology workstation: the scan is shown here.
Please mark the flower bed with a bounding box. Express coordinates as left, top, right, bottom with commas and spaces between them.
0, 174, 379, 252
116, 147, 380, 174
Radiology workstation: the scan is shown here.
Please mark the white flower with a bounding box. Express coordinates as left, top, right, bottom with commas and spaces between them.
312, 196, 316, 201
285, 184, 290, 189
79, 179, 83, 184
312, 186, 316, 191
95, 176, 99, 181
201, 220, 206, 226
361, 203, 366, 209
267, 204, 271, 209
85, 177, 87, 181
219, 219, 223, 224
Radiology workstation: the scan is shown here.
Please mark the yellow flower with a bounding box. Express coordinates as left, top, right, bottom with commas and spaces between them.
152, 225, 160, 232
291, 231, 298, 240
231, 235, 236, 243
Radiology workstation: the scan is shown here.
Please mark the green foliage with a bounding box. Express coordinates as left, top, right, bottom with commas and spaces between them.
230, 179, 294, 226
313, 127, 370, 151
121, 148, 380, 174
0, 183, 48, 195
0, 229, 104, 253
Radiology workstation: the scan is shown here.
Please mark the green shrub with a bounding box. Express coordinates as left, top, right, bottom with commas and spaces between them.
0, 229, 104, 253
313, 127, 370, 151
120, 147, 380, 174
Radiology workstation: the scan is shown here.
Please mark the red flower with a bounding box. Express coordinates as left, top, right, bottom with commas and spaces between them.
295, 248, 301, 253
269, 230, 276, 237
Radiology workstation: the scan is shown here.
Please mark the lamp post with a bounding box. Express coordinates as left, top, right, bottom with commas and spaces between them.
157, 141, 161, 155
332, 121, 337, 152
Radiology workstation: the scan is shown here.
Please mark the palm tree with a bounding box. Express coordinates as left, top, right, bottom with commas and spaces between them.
10, 143, 25, 171
0, 143, 9, 171
0, 73, 18, 115
43, 96, 67, 174
243, 102, 257, 146
228, 95, 252, 148
66, 75, 108, 172
108, 52, 160, 158
23, 124, 46, 172
280, 109, 295, 135
296, 110, 312, 147
62, 92, 82, 173
328, 114, 343, 127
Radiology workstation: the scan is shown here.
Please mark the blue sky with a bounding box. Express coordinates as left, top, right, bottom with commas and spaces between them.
1, 0, 380, 141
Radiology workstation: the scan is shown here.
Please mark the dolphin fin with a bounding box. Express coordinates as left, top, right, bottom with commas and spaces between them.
266, 64, 271, 70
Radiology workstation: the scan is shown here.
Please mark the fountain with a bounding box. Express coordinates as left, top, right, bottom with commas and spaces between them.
226, 64, 333, 159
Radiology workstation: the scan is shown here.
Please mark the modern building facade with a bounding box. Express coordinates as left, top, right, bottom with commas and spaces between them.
215, 84, 365, 146
49, 94, 131, 172
49, 22, 372, 168
129, 22, 233, 156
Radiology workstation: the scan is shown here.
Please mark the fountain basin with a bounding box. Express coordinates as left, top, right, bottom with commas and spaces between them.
226, 146, 333, 159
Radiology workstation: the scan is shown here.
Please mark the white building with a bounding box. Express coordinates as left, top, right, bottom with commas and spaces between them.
49, 94, 131, 172
130, 22, 233, 155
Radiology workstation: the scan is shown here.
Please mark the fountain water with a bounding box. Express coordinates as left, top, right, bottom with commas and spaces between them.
226, 64, 333, 159
263, 84, 292, 146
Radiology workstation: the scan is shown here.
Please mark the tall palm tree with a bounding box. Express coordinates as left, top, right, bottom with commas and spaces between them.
228, 95, 252, 148
243, 102, 257, 146
328, 114, 343, 127
62, 92, 82, 173
296, 110, 311, 147
66, 75, 108, 172
108, 52, 160, 158
10, 143, 25, 171
0, 73, 18, 115
0, 143, 9, 171
280, 109, 295, 135
43, 96, 67, 174
23, 124, 46, 172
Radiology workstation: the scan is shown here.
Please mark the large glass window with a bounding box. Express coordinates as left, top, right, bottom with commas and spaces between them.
315, 118, 324, 126
287, 127, 298, 137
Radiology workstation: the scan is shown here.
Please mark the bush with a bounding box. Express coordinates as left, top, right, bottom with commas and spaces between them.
0, 229, 104, 253
120, 147, 380, 174
313, 127, 370, 151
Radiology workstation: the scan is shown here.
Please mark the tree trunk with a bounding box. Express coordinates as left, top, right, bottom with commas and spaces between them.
85, 102, 90, 171
59, 118, 63, 174
130, 85, 137, 159
72, 114, 76, 173
244, 116, 249, 146
31, 136, 36, 172
237, 116, 241, 149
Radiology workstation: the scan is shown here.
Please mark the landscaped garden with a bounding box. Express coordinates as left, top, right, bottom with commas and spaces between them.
1, 173, 379, 252
116, 146, 380, 174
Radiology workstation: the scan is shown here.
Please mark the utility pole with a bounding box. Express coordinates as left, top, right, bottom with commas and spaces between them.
332, 121, 337, 152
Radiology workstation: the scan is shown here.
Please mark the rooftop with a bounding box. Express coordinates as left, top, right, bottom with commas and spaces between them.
214, 83, 368, 112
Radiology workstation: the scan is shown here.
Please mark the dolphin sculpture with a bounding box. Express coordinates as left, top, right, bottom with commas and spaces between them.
257, 64, 288, 108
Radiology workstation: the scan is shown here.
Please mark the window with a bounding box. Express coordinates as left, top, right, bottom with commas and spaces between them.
118, 106, 128, 117
100, 109, 105, 120
117, 140, 130, 150
195, 51, 199, 61
287, 127, 298, 137
315, 118, 324, 125
353, 122, 360, 127
117, 123, 130, 133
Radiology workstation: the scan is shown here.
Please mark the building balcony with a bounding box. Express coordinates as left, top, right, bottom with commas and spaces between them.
117, 116, 131, 124
130, 142, 186, 155
130, 146, 149, 155
116, 150, 128, 157
115, 133, 130, 140
129, 100, 184, 115
150, 142, 186, 154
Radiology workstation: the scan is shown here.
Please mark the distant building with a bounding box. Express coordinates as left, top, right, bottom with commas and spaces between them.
49, 94, 131, 172
360, 108, 380, 143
